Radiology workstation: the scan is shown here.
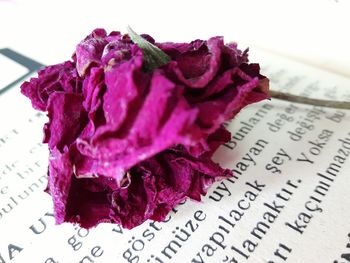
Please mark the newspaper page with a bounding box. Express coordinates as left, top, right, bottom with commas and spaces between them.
0, 48, 349, 263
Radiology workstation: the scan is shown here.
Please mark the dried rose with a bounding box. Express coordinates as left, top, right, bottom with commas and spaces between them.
21, 28, 269, 229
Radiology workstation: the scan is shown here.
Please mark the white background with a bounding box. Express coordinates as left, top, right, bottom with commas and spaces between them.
0, 0, 349, 76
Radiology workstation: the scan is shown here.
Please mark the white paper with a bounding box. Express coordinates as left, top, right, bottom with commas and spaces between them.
0, 48, 350, 263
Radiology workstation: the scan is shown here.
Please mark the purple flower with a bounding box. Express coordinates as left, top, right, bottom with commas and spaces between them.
21, 28, 269, 229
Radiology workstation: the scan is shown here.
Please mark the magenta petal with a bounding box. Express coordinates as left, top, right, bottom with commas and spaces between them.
76, 28, 108, 77
44, 92, 87, 151
49, 147, 114, 228
164, 37, 223, 88
75, 70, 199, 182
105, 146, 232, 229
48, 147, 73, 224
21, 61, 80, 111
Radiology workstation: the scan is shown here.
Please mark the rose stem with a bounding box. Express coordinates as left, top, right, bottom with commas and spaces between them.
269, 90, 350, 110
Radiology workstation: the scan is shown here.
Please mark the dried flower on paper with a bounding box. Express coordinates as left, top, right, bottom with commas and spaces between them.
21, 28, 269, 229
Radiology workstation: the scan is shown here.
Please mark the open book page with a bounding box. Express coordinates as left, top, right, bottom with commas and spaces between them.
0, 48, 349, 263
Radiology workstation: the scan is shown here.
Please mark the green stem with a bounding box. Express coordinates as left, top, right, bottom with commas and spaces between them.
270, 90, 350, 110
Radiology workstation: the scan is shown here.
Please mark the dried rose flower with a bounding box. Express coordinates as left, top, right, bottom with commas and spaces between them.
21, 28, 269, 229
